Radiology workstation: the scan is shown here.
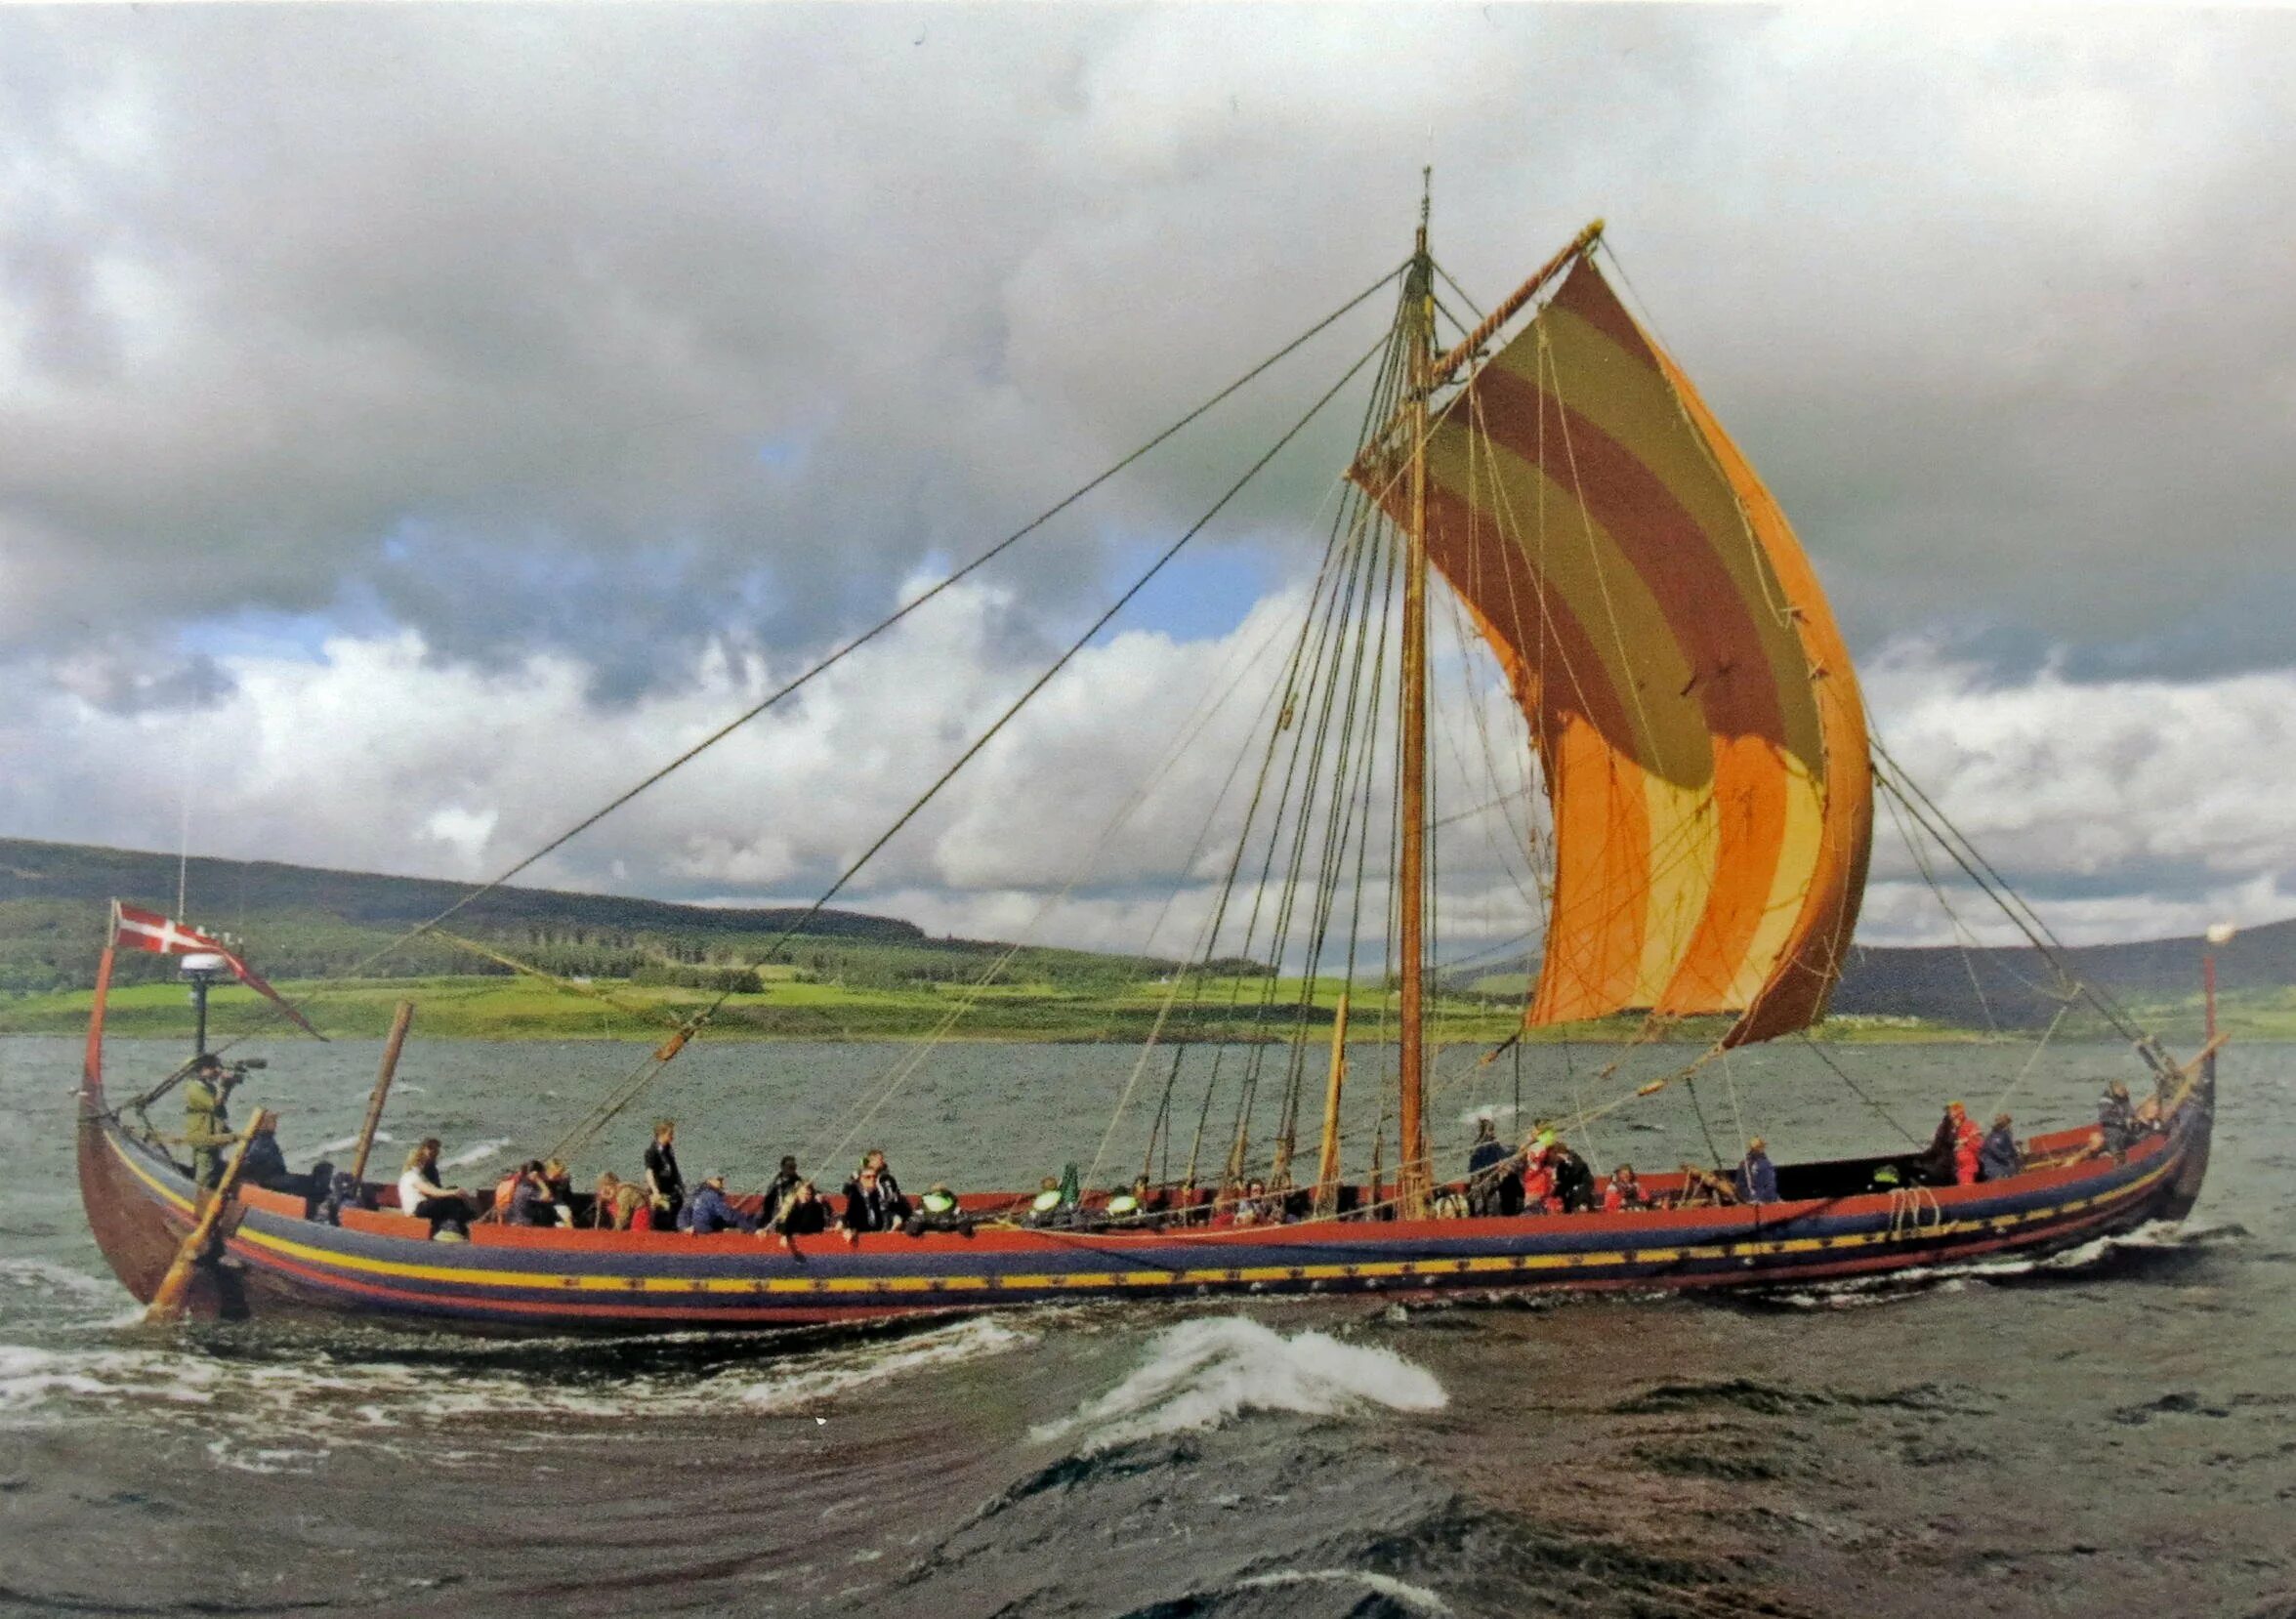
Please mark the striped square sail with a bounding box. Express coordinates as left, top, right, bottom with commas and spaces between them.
1357, 251, 1872, 1046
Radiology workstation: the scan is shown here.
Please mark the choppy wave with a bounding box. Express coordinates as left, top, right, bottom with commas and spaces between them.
1758, 1219, 2243, 1309
1032, 1315, 1444, 1452
440, 1136, 514, 1170
0, 1315, 1034, 1452
315, 1128, 393, 1155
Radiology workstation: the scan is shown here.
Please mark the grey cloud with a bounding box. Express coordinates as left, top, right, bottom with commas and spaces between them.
7, 6, 2288, 696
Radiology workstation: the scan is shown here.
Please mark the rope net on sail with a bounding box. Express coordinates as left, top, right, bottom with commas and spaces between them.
1354, 251, 1872, 1047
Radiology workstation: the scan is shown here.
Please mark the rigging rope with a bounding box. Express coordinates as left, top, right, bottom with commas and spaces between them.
547, 333, 1395, 1161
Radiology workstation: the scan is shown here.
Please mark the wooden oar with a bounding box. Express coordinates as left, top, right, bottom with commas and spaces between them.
349, 1001, 415, 1184
146, 1107, 272, 1325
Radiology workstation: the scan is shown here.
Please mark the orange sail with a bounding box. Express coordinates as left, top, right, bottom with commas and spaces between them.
1356, 250, 1871, 1045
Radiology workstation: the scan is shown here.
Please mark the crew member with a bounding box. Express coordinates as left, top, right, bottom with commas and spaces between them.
182, 1055, 244, 1191
645, 1118, 687, 1228
687, 1172, 756, 1235
2097, 1081, 2138, 1157
1734, 1137, 1779, 1205
1467, 1118, 1512, 1216
1978, 1113, 2023, 1182
1602, 1164, 1648, 1212
1943, 1101, 1983, 1185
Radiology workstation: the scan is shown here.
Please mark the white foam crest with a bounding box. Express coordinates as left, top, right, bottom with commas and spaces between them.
440, 1137, 512, 1170
1031, 1316, 1445, 1452
1454, 1101, 1520, 1127
0, 1316, 1037, 1443
1766, 1219, 2229, 1306
318, 1129, 397, 1155
0, 1258, 130, 1312
1233, 1568, 1453, 1615
735, 1317, 1029, 1412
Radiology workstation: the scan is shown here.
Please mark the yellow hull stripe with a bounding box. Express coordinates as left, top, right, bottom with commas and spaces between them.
106, 1132, 2172, 1301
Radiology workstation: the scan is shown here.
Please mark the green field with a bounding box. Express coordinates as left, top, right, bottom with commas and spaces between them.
0, 972, 2072, 1046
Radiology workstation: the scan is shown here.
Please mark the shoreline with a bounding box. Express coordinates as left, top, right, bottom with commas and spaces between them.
0, 974, 2056, 1045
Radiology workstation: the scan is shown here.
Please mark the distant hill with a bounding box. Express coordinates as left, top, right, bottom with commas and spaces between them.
0, 836, 922, 944
0, 836, 1180, 995
5, 836, 2281, 1034
1455, 915, 2296, 1032
1828, 918, 2296, 1029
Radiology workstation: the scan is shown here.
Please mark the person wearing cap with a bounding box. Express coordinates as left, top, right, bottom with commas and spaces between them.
1979, 1113, 2024, 1182
182, 1054, 246, 1191
685, 1171, 756, 1236
1734, 1136, 1779, 1205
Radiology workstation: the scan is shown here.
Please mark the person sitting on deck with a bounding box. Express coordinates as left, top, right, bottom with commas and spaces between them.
1912, 1107, 1961, 1187
1979, 1114, 2025, 1183
645, 1119, 687, 1230
1602, 1165, 1649, 1212
613, 1182, 650, 1230
686, 1171, 757, 1236
1548, 1141, 1597, 1213
1733, 1138, 1779, 1205
1520, 1132, 1558, 1213
1466, 1118, 1514, 1216
1023, 1177, 1066, 1226
182, 1055, 247, 1192
592, 1172, 625, 1228
507, 1160, 572, 1227
2097, 1081, 2139, 1157
905, 1183, 973, 1237
1232, 1178, 1277, 1227
841, 1163, 903, 1241
760, 1156, 803, 1228
773, 1180, 829, 1242
397, 1139, 475, 1241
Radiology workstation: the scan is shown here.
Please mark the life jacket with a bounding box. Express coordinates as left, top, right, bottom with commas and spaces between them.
490, 1172, 522, 1222
1030, 1189, 1062, 1214
1105, 1194, 1139, 1217
922, 1190, 958, 1216
1951, 1116, 1983, 1182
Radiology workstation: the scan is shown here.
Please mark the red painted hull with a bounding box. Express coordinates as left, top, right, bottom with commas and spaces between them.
77, 1065, 2216, 1338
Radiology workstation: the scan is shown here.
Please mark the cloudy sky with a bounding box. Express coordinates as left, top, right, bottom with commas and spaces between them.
3, 3, 2292, 960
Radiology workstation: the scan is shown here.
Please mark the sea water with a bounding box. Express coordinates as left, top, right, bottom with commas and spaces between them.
0, 1034, 2289, 1617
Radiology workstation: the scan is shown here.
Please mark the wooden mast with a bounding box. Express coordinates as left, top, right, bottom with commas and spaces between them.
1396, 175, 1434, 1220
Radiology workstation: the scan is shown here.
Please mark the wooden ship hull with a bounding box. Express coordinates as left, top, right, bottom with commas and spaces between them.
78, 1061, 2214, 1337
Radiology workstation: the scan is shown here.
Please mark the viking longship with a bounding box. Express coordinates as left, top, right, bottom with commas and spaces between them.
77, 200, 2219, 1333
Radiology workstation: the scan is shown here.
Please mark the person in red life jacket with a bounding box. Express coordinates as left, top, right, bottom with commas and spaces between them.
1602, 1165, 1648, 1212
1519, 1129, 1559, 1213
1944, 1101, 1984, 1185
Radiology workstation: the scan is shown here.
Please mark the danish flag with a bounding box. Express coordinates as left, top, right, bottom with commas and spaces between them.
109, 901, 324, 1039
